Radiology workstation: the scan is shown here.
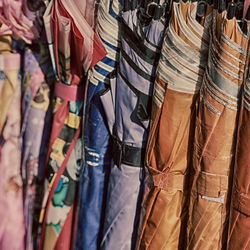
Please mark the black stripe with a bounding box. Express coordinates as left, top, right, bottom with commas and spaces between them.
120, 48, 156, 82
118, 67, 140, 96
122, 35, 160, 66
121, 18, 159, 62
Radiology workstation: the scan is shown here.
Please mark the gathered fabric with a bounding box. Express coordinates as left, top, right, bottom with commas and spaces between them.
0, 1, 249, 250
186, 9, 249, 250
137, 2, 212, 249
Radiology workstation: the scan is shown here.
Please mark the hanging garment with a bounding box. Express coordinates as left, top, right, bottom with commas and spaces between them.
227, 76, 250, 250
227, 25, 250, 249
74, 0, 121, 249
0, 51, 25, 250
186, 9, 249, 250
78, 0, 96, 28
0, 0, 38, 43
39, 0, 106, 249
136, 1, 212, 249
21, 46, 53, 250
100, 1, 166, 249
0, 37, 15, 133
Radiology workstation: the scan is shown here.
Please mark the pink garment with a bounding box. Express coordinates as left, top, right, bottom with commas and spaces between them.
243, 0, 250, 19
73, 0, 95, 27
0, 0, 38, 43
0, 53, 25, 250
84, 0, 95, 27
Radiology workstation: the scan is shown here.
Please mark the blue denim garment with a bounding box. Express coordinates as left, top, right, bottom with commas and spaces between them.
74, 0, 121, 249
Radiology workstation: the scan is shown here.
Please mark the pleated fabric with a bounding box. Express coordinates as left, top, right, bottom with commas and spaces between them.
100, 2, 166, 249
0, 51, 25, 250
187, 10, 249, 250
136, 2, 212, 249
74, 0, 121, 249
227, 26, 250, 250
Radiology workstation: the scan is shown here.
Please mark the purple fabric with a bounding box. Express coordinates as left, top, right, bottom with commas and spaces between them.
100, 8, 165, 250
21, 48, 51, 250
115, 16, 165, 147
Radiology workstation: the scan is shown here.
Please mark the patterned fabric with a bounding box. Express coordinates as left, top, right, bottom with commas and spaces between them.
0, 51, 25, 250
0, 41, 16, 133
75, 0, 122, 249
187, 10, 249, 250
39, 0, 106, 249
100, 2, 166, 249
137, 2, 212, 249
21, 46, 52, 250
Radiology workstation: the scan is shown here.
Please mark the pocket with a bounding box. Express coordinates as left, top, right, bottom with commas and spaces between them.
188, 171, 229, 250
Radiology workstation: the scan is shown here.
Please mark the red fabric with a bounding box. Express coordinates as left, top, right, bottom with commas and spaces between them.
46, 101, 69, 161
90, 33, 107, 68
57, 0, 84, 79
39, 126, 81, 250
54, 0, 106, 78
54, 82, 85, 101
39, 1, 106, 248
55, 206, 74, 250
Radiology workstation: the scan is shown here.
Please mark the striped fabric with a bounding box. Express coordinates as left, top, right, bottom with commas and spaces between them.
137, 2, 212, 249
187, 10, 249, 250
74, 0, 121, 249
100, 2, 166, 250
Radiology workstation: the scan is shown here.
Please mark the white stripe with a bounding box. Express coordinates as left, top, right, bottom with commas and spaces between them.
153, 95, 163, 108
157, 59, 202, 94
154, 81, 165, 103
97, 61, 115, 73
200, 88, 221, 115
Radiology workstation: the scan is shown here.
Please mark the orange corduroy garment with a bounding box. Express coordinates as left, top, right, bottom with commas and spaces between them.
136, 2, 212, 249
186, 11, 249, 250
227, 64, 250, 250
